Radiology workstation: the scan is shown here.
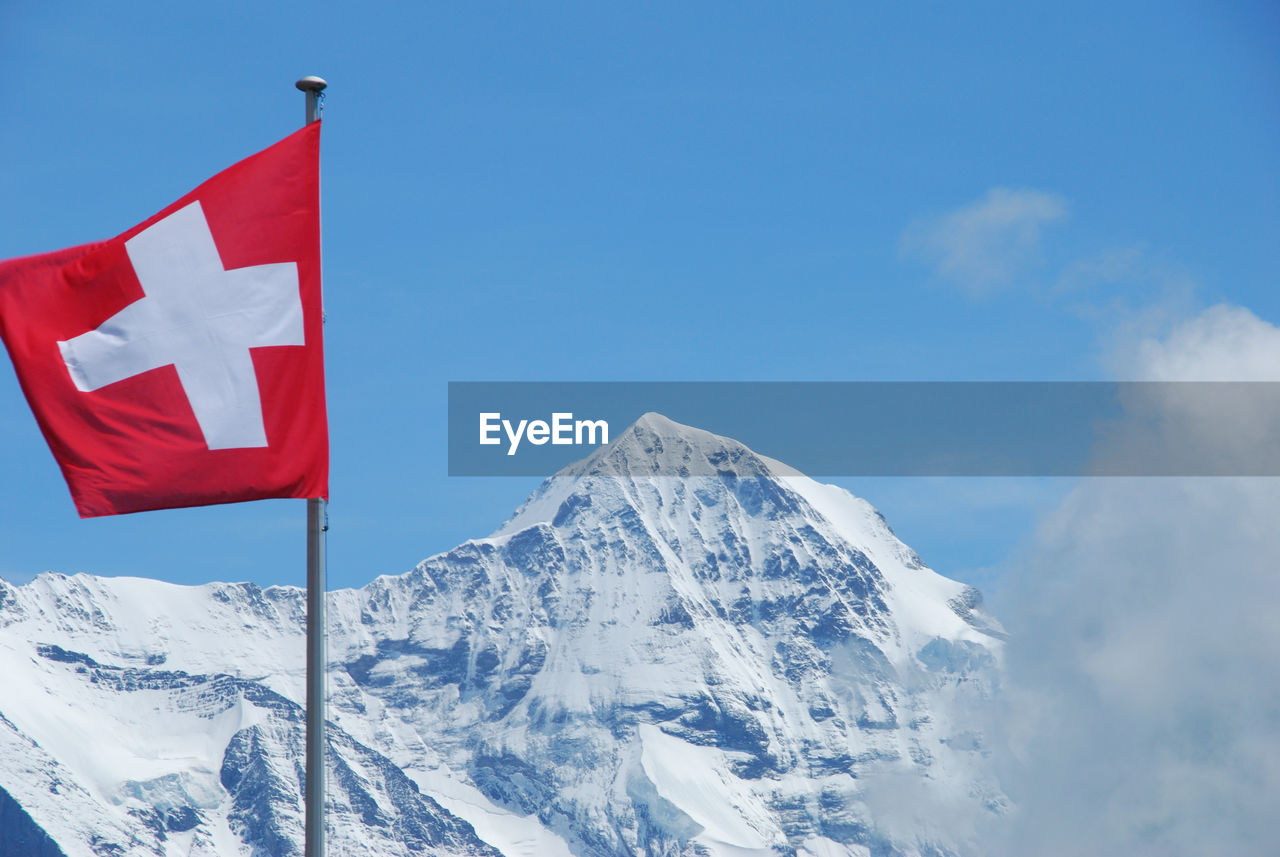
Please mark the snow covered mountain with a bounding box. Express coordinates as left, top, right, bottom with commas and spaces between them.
0, 414, 1006, 856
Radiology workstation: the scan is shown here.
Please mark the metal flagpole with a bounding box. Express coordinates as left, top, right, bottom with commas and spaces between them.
296, 74, 328, 857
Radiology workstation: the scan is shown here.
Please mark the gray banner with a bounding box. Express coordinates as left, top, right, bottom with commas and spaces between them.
447, 382, 1280, 476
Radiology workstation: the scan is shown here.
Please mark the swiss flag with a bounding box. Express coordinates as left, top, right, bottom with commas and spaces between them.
0, 123, 328, 517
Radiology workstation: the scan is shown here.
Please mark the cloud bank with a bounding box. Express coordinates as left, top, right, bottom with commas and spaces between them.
987, 305, 1280, 856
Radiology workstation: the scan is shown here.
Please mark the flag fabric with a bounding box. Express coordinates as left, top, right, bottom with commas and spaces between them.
0, 122, 328, 517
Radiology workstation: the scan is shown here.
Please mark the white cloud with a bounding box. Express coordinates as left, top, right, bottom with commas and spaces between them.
901, 188, 1068, 296
1091, 305, 1280, 476
1124, 303, 1280, 381
986, 304, 1280, 856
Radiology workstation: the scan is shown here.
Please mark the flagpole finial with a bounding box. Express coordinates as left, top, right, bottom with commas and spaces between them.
296, 77, 327, 125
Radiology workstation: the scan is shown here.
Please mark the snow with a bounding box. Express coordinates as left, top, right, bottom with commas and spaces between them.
0, 637, 256, 806
411, 768, 577, 857
0, 412, 1007, 856
779, 472, 1004, 661
798, 836, 872, 857
638, 723, 781, 850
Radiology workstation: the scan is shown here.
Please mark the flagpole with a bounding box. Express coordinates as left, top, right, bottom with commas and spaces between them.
296, 74, 328, 857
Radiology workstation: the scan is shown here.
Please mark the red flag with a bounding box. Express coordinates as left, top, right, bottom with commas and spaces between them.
0, 123, 328, 517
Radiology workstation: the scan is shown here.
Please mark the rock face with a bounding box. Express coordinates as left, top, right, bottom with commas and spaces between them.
0, 415, 1005, 857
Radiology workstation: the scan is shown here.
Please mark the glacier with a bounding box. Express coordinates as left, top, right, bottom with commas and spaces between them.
0, 413, 1006, 856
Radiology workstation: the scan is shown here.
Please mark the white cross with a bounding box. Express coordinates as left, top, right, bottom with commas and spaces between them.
58, 201, 305, 450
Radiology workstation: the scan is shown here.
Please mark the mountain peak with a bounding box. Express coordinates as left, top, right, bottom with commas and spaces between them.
629, 410, 679, 433
571, 411, 799, 480
0, 414, 1006, 857
494, 413, 797, 536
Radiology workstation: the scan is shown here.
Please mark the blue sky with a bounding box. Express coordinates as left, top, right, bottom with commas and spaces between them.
1, 1, 1277, 590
